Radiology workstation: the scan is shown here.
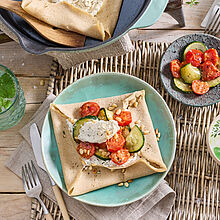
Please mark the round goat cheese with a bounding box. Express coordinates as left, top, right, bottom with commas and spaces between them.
78, 120, 120, 143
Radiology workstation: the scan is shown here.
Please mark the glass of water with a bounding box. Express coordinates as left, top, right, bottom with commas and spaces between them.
0, 64, 26, 130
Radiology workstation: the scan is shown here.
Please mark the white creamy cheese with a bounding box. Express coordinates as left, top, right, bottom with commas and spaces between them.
78, 120, 120, 144
52, 0, 104, 16
82, 153, 140, 169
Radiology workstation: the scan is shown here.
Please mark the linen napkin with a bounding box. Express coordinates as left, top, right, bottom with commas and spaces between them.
5, 94, 175, 220
0, 20, 134, 69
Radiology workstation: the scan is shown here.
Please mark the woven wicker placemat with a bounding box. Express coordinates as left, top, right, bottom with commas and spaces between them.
31, 41, 220, 220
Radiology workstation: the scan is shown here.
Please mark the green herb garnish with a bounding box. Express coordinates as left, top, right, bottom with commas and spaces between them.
0, 97, 13, 110
0, 73, 16, 98
186, 0, 199, 6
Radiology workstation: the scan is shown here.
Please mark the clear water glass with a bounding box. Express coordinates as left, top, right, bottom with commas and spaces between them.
0, 65, 26, 130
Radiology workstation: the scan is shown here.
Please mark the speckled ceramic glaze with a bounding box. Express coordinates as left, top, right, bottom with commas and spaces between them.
41, 73, 176, 207
160, 34, 220, 107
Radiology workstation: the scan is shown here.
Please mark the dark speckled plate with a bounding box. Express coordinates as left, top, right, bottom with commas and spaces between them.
160, 33, 220, 107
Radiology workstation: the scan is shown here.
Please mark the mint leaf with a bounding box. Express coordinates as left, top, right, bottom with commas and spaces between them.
0, 97, 12, 109
3, 100, 12, 109
0, 73, 16, 98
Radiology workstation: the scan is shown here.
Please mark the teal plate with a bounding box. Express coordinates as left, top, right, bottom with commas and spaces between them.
42, 73, 176, 207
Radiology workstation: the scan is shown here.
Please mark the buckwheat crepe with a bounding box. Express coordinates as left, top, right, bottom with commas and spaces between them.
21, 0, 123, 40
50, 90, 167, 196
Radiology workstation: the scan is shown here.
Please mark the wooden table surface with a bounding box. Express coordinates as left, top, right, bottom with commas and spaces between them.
0, 0, 218, 219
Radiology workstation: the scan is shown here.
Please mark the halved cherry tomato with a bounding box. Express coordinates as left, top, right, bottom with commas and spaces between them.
80, 102, 100, 117
170, 59, 181, 78
77, 142, 95, 159
203, 48, 219, 66
201, 61, 220, 81
192, 80, 210, 95
185, 49, 203, 67
113, 110, 132, 126
180, 60, 188, 68
106, 131, 125, 153
111, 149, 130, 165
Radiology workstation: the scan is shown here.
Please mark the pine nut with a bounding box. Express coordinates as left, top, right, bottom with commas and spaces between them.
118, 183, 124, 187
84, 149, 87, 153
87, 150, 90, 155
143, 130, 150, 135
112, 104, 118, 108
124, 182, 129, 187
79, 149, 84, 155
115, 117, 122, 122
140, 125, 145, 131
108, 106, 115, 111
157, 132, 161, 138
135, 120, 141, 124
133, 102, 138, 108
115, 109, 122, 115
40, 80, 45, 86
89, 166, 92, 170
121, 168, 126, 173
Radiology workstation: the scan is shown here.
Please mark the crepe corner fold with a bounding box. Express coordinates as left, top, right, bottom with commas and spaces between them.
49, 91, 167, 196
21, 0, 123, 41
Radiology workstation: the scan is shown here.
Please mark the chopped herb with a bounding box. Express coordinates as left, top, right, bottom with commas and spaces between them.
0, 97, 12, 109
186, 0, 199, 6
0, 73, 16, 98
3, 100, 12, 109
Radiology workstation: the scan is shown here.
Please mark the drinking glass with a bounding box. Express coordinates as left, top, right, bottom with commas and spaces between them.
0, 64, 26, 130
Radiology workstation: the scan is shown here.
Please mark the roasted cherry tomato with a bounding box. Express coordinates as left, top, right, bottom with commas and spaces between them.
192, 80, 210, 95
80, 102, 100, 117
77, 142, 95, 159
185, 49, 203, 67
201, 61, 220, 81
180, 60, 188, 68
95, 142, 107, 149
107, 131, 125, 153
111, 149, 130, 165
203, 48, 219, 66
113, 110, 132, 126
170, 59, 181, 78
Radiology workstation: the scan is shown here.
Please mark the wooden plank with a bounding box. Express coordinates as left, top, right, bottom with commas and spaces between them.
146, 1, 213, 30
0, 148, 25, 192
0, 104, 41, 148
0, 41, 53, 77
129, 29, 205, 43
0, 194, 31, 220
18, 77, 49, 104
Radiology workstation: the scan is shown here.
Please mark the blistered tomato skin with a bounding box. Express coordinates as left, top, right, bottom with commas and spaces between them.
80, 102, 100, 117
192, 80, 210, 95
170, 59, 181, 78
113, 110, 132, 126
107, 131, 125, 153
111, 149, 130, 165
201, 61, 220, 81
185, 49, 203, 67
203, 48, 219, 66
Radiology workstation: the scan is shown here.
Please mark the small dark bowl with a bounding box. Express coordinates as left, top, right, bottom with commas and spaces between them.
160, 33, 220, 107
